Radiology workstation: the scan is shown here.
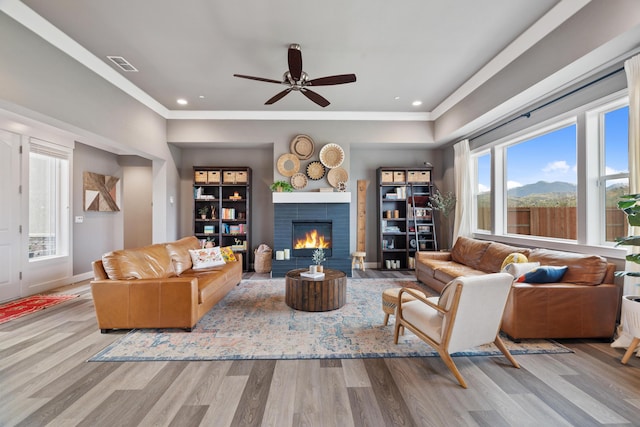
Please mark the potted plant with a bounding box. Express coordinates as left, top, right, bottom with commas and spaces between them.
270, 180, 294, 192
616, 193, 640, 280
429, 189, 457, 249
312, 248, 326, 272
198, 206, 209, 219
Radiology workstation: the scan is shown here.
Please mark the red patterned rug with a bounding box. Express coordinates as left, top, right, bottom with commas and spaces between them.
0, 294, 79, 325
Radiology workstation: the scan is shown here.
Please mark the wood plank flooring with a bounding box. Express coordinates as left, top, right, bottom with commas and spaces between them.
1, 270, 639, 426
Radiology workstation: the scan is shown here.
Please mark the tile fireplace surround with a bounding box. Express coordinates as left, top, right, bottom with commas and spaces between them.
272, 192, 351, 277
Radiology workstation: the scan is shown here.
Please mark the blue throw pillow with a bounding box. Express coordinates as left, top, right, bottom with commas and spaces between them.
517, 265, 568, 283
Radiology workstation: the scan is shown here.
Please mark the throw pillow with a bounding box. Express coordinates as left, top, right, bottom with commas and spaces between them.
219, 246, 237, 262
502, 262, 540, 279
438, 280, 457, 313
188, 247, 226, 269
500, 252, 528, 271
517, 265, 568, 283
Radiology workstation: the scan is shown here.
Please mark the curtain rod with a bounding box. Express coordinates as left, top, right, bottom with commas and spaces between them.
469, 66, 625, 142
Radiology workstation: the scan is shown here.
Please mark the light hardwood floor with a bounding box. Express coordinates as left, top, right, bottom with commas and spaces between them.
1, 270, 639, 427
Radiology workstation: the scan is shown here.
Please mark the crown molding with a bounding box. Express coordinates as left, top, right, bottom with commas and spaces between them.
165, 110, 431, 121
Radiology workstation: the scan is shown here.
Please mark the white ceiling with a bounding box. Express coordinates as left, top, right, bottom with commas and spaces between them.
5, 0, 590, 121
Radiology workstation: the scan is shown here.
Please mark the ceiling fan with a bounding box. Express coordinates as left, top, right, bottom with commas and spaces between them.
233, 44, 356, 108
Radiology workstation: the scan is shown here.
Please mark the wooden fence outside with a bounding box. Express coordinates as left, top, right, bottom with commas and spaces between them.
477, 207, 627, 241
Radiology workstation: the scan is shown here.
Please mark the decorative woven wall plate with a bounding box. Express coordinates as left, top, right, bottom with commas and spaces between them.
291, 173, 308, 190
306, 161, 326, 180
319, 143, 344, 169
327, 167, 348, 188
290, 134, 315, 160
276, 153, 300, 177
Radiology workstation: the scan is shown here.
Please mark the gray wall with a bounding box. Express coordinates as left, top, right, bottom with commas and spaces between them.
350, 145, 442, 263
72, 143, 124, 274
435, 0, 640, 144
120, 156, 153, 249
176, 145, 274, 256
176, 144, 442, 267
0, 12, 178, 245
168, 119, 442, 267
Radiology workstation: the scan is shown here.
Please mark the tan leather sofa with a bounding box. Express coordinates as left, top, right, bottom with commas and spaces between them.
90, 236, 242, 333
415, 236, 621, 340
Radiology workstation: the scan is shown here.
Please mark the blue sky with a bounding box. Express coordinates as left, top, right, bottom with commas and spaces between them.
477, 106, 628, 192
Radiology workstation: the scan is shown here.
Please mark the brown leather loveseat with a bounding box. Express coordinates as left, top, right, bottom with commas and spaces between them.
415, 236, 621, 340
90, 236, 242, 333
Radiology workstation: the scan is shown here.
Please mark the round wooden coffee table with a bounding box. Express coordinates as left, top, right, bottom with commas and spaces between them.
285, 268, 347, 311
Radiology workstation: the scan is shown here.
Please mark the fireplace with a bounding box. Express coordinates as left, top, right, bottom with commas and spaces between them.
272, 196, 351, 277
292, 220, 332, 257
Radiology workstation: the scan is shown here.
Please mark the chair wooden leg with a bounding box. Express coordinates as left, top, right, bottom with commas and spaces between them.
439, 351, 467, 388
393, 321, 402, 344
621, 337, 640, 364
383, 313, 390, 326
494, 336, 520, 369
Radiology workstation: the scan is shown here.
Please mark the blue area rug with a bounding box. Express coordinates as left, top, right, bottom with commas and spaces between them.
90, 279, 572, 362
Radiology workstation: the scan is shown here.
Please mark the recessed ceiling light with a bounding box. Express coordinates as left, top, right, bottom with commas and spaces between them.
412, 100, 422, 106
199, 95, 205, 99
394, 96, 400, 100
177, 98, 188, 105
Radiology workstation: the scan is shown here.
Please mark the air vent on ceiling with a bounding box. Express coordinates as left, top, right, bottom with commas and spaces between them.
107, 56, 138, 72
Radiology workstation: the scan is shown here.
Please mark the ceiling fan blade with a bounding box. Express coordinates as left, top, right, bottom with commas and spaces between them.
301, 89, 330, 108
308, 74, 357, 86
288, 44, 303, 81
233, 74, 282, 84
265, 89, 292, 105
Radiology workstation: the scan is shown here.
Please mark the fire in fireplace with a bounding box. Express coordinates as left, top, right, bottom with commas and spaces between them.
292, 220, 332, 257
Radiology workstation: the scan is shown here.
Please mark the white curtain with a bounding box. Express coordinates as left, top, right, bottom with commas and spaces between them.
628, 54, 640, 195
452, 139, 472, 244
611, 54, 640, 357
624, 55, 640, 298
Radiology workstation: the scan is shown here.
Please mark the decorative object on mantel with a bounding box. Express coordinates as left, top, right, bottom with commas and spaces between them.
83, 171, 120, 211
291, 173, 308, 190
319, 143, 345, 169
318, 187, 334, 193
306, 161, 326, 180
290, 134, 315, 160
337, 181, 347, 192
270, 180, 294, 192
276, 153, 300, 177
327, 166, 348, 188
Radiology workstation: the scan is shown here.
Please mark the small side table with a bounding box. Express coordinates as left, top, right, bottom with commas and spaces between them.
285, 268, 347, 312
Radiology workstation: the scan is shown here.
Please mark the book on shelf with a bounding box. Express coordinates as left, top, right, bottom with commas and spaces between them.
222, 208, 236, 219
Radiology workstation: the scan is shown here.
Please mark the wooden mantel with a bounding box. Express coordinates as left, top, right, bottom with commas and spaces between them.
272, 192, 351, 204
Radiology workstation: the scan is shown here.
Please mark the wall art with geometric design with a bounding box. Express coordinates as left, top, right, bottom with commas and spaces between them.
83, 171, 121, 212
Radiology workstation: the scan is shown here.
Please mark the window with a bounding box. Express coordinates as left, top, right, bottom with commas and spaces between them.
470, 93, 629, 248
505, 123, 577, 240
29, 139, 70, 259
602, 104, 629, 242
475, 152, 491, 231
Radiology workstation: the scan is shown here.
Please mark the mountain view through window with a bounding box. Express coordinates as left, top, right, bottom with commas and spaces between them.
475, 104, 628, 242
